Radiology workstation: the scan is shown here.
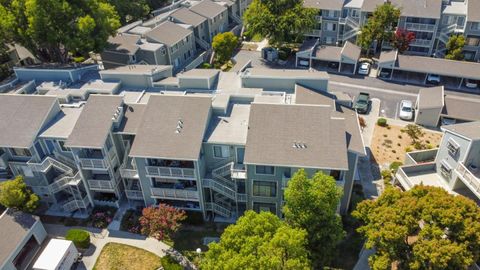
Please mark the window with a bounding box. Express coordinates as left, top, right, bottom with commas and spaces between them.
440, 159, 452, 179
447, 138, 459, 156
255, 165, 274, 175
213, 145, 230, 158
11, 148, 31, 157
57, 141, 69, 152
253, 181, 276, 197
470, 22, 480, 31
161, 47, 166, 55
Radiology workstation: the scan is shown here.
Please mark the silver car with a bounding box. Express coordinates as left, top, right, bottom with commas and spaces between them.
399, 100, 414, 121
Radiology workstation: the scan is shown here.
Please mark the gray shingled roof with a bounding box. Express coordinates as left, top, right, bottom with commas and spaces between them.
441, 96, 480, 122
40, 107, 83, 139
106, 34, 140, 54
341, 41, 361, 62
0, 209, 39, 265
304, 0, 345, 10
244, 68, 330, 79
66, 95, 123, 148
0, 95, 57, 148
361, 0, 384, 12
170, 7, 207, 27
378, 50, 398, 66
116, 103, 146, 134
315, 46, 342, 62
442, 121, 480, 140
417, 86, 444, 109
468, 0, 480, 22
362, 0, 442, 18
394, 54, 480, 80
129, 95, 212, 160
295, 84, 335, 106
245, 103, 349, 169
189, 0, 227, 19
146, 21, 192, 47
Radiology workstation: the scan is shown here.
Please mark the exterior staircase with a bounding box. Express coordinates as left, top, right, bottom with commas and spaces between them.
230, 12, 242, 25
438, 24, 458, 44
195, 37, 210, 50
339, 16, 360, 41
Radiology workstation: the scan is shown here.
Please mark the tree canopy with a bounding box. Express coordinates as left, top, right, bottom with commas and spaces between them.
201, 211, 311, 270
243, 0, 316, 45
353, 185, 480, 270
357, 3, 400, 53
445, 34, 465, 60
391, 28, 415, 53
0, 0, 120, 63
107, 0, 150, 25
0, 176, 39, 213
139, 204, 186, 241
283, 169, 345, 268
212, 32, 238, 65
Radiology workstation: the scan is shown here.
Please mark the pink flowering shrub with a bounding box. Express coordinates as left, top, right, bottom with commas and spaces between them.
90, 206, 116, 228
139, 204, 186, 241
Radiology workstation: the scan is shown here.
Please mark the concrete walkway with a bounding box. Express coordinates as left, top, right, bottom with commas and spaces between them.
44, 224, 195, 270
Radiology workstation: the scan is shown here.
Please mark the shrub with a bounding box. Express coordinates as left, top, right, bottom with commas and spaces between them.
377, 118, 388, 127
398, 135, 402, 139
392, 150, 396, 153
389, 161, 403, 173
200, 63, 212, 69
405, 146, 413, 152
73, 56, 85, 63
397, 143, 401, 146
383, 134, 388, 138
386, 126, 391, 130
66, 229, 90, 249
381, 169, 392, 180
90, 206, 116, 228
414, 141, 425, 150
426, 144, 434, 149
161, 255, 183, 270
184, 211, 205, 226
278, 50, 288, 61
120, 209, 141, 233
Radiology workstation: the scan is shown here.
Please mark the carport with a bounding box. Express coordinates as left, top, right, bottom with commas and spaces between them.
295, 41, 361, 74
377, 51, 480, 89
415, 86, 444, 127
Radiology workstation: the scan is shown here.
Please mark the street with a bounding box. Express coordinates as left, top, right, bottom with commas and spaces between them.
233, 49, 480, 120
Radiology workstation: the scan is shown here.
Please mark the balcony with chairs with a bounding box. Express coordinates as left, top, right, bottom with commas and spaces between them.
145, 158, 196, 179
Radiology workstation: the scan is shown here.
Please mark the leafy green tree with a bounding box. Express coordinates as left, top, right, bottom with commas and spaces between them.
201, 211, 311, 270
403, 124, 424, 144
145, 0, 170, 11
212, 32, 238, 65
283, 169, 345, 268
0, 0, 120, 63
353, 185, 480, 270
357, 3, 400, 54
107, 0, 150, 25
445, 34, 465, 60
243, 0, 316, 46
0, 176, 39, 213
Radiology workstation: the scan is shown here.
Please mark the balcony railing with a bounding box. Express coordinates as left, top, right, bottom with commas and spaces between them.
88, 179, 115, 190
146, 166, 195, 179
0, 151, 8, 169
405, 22, 435, 32
411, 39, 432, 47
63, 196, 89, 212
93, 199, 120, 208
456, 163, 480, 197
150, 187, 200, 200
49, 172, 81, 193
126, 190, 144, 200
205, 202, 231, 217
27, 156, 73, 174
79, 158, 108, 170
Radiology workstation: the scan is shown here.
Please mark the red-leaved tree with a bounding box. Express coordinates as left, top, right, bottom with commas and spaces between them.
391, 28, 415, 53
139, 204, 187, 241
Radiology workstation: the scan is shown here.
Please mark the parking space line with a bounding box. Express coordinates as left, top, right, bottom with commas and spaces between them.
395, 102, 399, 120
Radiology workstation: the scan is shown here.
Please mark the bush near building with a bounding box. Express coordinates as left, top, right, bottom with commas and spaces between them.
160, 255, 183, 270
66, 229, 90, 249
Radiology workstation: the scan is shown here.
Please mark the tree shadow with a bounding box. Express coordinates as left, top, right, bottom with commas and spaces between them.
106, 229, 147, 240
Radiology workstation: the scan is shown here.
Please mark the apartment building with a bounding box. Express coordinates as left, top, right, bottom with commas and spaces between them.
395, 121, 480, 204
304, 0, 480, 60
189, 0, 230, 42
0, 66, 364, 221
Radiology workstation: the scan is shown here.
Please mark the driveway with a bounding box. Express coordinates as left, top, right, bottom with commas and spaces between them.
44, 224, 194, 270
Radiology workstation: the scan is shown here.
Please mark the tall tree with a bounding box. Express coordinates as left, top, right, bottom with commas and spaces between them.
0, 0, 120, 63
353, 185, 480, 270
212, 32, 238, 65
243, 0, 316, 46
357, 3, 400, 54
201, 211, 311, 270
0, 176, 39, 213
139, 204, 186, 241
392, 28, 415, 53
283, 169, 345, 268
107, 0, 150, 25
445, 34, 465, 60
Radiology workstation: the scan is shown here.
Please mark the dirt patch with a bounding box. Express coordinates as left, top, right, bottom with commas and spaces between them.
371, 124, 442, 166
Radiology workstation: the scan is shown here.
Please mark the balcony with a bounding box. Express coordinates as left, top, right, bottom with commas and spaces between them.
126, 190, 144, 200
456, 163, 480, 198
396, 163, 449, 190
146, 166, 195, 179
63, 196, 90, 212
405, 149, 438, 165
0, 151, 8, 169
49, 172, 81, 194
150, 187, 200, 201
88, 179, 115, 191
411, 39, 432, 47
405, 22, 435, 32
78, 148, 115, 170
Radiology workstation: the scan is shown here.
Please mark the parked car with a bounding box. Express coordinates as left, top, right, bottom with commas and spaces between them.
465, 79, 478, 89
328, 62, 339, 69
358, 62, 371, 75
353, 92, 370, 114
399, 100, 414, 121
427, 74, 441, 84
379, 70, 391, 78
441, 117, 457, 126
298, 60, 309, 67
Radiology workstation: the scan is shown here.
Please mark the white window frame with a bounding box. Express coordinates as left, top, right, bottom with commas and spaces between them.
213, 145, 230, 159
252, 180, 277, 198
255, 165, 275, 175
446, 138, 460, 156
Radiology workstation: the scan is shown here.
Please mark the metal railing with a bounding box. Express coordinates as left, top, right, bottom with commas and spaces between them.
340, 28, 360, 40
205, 202, 231, 217
120, 142, 139, 179
150, 187, 200, 200
63, 196, 89, 212
411, 39, 432, 47
126, 190, 144, 199
456, 163, 480, 197
405, 22, 435, 32
88, 179, 114, 190
306, 29, 321, 36
203, 178, 237, 200
145, 166, 195, 179
0, 152, 9, 169
28, 156, 73, 174
79, 158, 108, 170
49, 172, 81, 193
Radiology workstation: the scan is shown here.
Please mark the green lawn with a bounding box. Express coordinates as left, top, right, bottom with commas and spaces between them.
93, 243, 162, 270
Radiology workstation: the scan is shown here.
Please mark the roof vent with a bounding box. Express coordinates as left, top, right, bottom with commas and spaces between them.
292, 141, 307, 149
175, 118, 184, 133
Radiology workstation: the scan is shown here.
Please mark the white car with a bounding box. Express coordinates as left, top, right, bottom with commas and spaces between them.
465, 79, 478, 89
427, 74, 441, 84
358, 62, 371, 75
399, 100, 414, 121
